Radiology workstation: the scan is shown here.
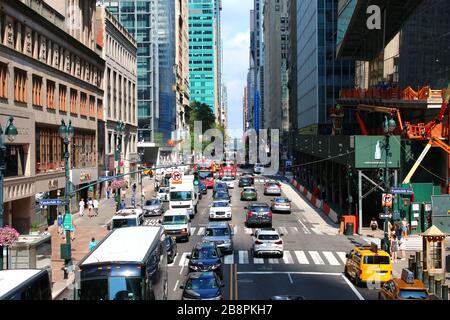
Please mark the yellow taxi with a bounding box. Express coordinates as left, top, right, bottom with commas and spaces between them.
344, 243, 392, 286
378, 269, 431, 300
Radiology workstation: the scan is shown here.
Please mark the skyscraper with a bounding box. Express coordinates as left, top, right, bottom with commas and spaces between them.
103, 0, 159, 144
188, 0, 221, 118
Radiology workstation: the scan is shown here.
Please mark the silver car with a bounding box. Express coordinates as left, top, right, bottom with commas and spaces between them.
143, 198, 163, 216
264, 183, 281, 196
271, 197, 291, 213
202, 222, 234, 255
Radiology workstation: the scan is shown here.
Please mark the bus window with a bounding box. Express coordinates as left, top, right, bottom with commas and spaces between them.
109, 277, 144, 300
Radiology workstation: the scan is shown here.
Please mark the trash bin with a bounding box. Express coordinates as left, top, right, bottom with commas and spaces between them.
345, 223, 354, 236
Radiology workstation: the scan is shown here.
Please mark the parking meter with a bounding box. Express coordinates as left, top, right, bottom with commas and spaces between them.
411, 203, 422, 233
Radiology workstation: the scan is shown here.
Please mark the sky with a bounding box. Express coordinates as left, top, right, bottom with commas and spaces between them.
222, 0, 253, 135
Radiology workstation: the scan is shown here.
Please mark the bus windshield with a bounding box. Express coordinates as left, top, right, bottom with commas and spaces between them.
170, 191, 192, 201
198, 171, 213, 179
112, 218, 137, 229
79, 277, 143, 300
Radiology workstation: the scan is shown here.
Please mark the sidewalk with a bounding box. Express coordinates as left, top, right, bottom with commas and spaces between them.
48, 177, 155, 299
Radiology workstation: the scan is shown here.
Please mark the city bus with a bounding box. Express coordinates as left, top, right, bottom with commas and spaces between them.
75, 226, 168, 300
0, 269, 52, 300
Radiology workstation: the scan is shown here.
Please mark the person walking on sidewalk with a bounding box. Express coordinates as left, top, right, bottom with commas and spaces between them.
79, 198, 85, 216
390, 234, 399, 261
370, 217, 378, 235
401, 218, 409, 238
89, 237, 98, 251
119, 199, 126, 210
93, 198, 99, 216
57, 213, 63, 235
88, 198, 94, 218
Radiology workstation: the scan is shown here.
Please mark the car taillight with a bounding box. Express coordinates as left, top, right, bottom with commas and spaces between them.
255, 240, 263, 245
268, 212, 273, 217
247, 212, 253, 217
275, 240, 283, 245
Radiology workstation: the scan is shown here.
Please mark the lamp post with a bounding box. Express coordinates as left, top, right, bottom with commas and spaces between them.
0, 116, 18, 270
115, 121, 125, 210
58, 119, 74, 278
139, 149, 145, 208
382, 115, 396, 253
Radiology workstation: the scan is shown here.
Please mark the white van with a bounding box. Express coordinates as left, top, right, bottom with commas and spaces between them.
108, 208, 145, 230
160, 209, 191, 241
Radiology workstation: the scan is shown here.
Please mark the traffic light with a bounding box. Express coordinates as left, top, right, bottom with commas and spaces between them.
193, 172, 200, 186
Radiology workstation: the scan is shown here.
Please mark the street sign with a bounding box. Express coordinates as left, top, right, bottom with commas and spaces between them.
99, 176, 114, 182
379, 212, 393, 219
63, 214, 73, 231
391, 188, 414, 195
38, 199, 66, 206
172, 171, 182, 181
382, 193, 393, 208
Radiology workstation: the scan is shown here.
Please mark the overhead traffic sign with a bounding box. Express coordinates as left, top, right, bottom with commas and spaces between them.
391, 188, 414, 195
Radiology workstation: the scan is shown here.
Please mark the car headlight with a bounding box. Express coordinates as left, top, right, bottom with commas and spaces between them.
189, 265, 200, 271
223, 239, 231, 244
186, 209, 193, 215
210, 264, 221, 270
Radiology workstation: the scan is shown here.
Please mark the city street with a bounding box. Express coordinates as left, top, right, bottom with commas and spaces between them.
165, 171, 378, 300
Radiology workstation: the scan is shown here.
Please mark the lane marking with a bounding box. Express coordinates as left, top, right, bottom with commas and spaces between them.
308, 251, 325, 265
224, 254, 234, 264
283, 251, 294, 264
341, 274, 365, 300
323, 251, 340, 266
297, 219, 311, 234
234, 264, 238, 300
279, 226, 288, 235
190, 227, 196, 235
237, 271, 342, 275
337, 252, 347, 264
233, 225, 238, 235
244, 228, 253, 235
239, 251, 249, 264
311, 227, 324, 235
229, 264, 233, 300
287, 273, 293, 284
289, 227, 299, 233
294, 251, 309, 264
253, 257, 264, 264
173, 280, 179, 292
268, 258, 279, 264
197, 227, 205, 236
179, 252, 189, 267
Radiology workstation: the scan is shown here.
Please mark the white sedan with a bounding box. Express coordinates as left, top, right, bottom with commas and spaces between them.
221, 176, 234, 189
209, 201, 232, 220
251, 228, 284, 257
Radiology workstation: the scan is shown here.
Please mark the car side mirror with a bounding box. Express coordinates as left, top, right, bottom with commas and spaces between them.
221, 284, 225, 288
345, 254, 349, 258
250, 233, 254, 237
158, 220, 162, 224
107, 224, 111, 231
280, 233, 284, 237
179, 285, 184, 289
244, 207, 248, 209
186, 254, 191, 259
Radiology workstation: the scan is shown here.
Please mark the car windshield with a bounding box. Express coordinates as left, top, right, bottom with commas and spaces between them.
205, 227, 230, 237
192, 247, 219, 259
214, 193, 229, 199
274, 198, 289, 203
240, 178, 250, 183
159, 188, 169, 193
250, 206, 270, 212
199, 172, 213, 179
170, 191, 192, 201
112, 218, 137, 229
185, 277, 218, 290
363, 256, 391, 264
212, 202, 228, 208
267, 184, 279, 188
222, 177, 233, 181
398, 289, 428, 299
145, 200, 159, 206
258, 234, 280, 240
163, 215, 188, 225
79, 277, 143, 300
244, 188, 255, 192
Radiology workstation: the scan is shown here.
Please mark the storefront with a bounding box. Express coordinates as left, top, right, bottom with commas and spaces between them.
35, 175, 66, 226
70, 167, 99, 205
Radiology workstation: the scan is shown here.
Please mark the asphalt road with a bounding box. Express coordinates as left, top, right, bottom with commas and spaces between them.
166, 171, 379, 301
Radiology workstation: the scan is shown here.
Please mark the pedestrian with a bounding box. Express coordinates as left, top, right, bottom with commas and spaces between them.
107, 186, 111, 199
399, 236, 406, 261
70, 219, 76, 241
79, 198, 85, 216
121, 188, 126, 199
41, 227, 50, 236
401, 218, 408, 238
89, 237, 98, 251
370, 217, 378, 234
390, 234, 399, 261
57, 212, 63, 235
88, 197, 94, 218
93, 198, 99, 216
119, 199, 126, 210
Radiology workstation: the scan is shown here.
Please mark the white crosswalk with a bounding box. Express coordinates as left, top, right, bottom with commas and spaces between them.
169, 250, 348, 267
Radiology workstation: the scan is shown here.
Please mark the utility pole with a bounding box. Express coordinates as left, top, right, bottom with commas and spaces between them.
383, 115, 396, 252
115, 122, 125, 210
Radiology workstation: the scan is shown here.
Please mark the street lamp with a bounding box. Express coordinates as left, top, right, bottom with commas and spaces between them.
382, 115, 396, 253
115, 121, 125, 209
0, 116, 18, 270
58, 119, 74, 278
139, 149, 145, 208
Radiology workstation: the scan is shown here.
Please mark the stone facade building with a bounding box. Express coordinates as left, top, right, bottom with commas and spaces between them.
0, 0, 105, 233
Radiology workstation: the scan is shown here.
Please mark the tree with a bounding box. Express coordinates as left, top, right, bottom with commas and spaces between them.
189, 100, 216, 132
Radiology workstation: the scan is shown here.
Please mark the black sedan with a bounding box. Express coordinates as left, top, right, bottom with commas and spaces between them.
187, 241, 223, 279
199, 181, 208, 194
180, 272, 224, 300
238, 177, 253, 188
165, 235, 177, 264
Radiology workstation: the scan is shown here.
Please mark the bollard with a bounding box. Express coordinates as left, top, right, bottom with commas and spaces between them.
435, 280, 442, 299
428, 275, 435, 294
411, 261, 417, 277
415, 252, 421, 267
408, 257, 414, 271
423, 271, 429, 288
442, 285, 449, 300
416, 265, 423, 281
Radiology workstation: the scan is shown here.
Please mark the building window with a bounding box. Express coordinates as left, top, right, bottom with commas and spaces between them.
80, 92, 87, 116
89, 96, 95, 117
14, 68, 27, 103
0, 63, 7, 99
4, 145, 26, 178
70, 89, 78, 114
46, 80, 56, 109
97, 99, 103, 120
59, 84, 67, 112
36, 128, 63, 174
71, 132, 97, 169
32, 75, 43, 106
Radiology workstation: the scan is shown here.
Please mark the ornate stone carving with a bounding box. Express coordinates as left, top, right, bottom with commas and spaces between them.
6, 20, 14, 46
93, 67, 98, 86
65, 50, 71, 72
53, 43, 59, 67
39, 36, 47, 61
85, 61, 90, 81
24, 28, 32, 55
75, 56, 81, 76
